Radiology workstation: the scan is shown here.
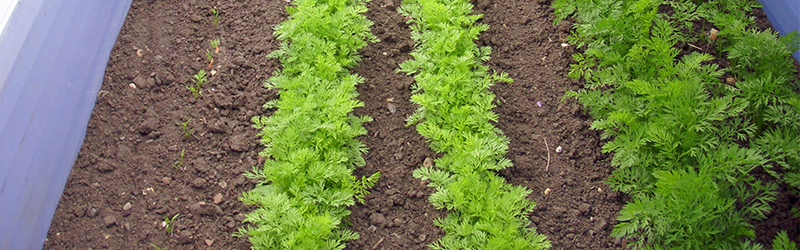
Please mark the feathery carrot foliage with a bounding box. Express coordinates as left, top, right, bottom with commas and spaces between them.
553, 0, 799, 248
236, 0, 379, 249
399, 0, 550, 249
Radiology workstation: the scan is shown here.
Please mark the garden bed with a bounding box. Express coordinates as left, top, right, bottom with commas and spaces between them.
43, 0, 797, 249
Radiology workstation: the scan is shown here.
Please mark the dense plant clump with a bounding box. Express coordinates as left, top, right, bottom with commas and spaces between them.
553, 0, 800, 249
237, 0, 380, 249
398, 0, 550, 249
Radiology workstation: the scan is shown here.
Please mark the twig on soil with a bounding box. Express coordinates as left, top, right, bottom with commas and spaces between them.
544, 137, 551, 171
371, 237, 385, 250
687, 43, 703, 51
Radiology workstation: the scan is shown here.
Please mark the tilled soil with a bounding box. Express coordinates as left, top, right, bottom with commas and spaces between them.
44, 0, 798, 249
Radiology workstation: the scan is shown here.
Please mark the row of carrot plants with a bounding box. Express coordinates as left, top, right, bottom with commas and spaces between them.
553, 0, 799, 249
236, 0, 380, 248
397, 0, 551, 248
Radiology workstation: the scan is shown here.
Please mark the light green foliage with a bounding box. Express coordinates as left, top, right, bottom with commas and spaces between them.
163, 213, 180, 235
774, 231, 800, 250
210, 39, 220, 49
172, 149, 185, 169
180, 118, 193, 140
211, 8, 220, 26
149, 243, 164, 250
552, 0, 799, 248
711, 9, 800, 194
238, 0, 379, 249
194, 70, 207, 87
756, 126, 800, 189
188, 70, 207, 99
613, 170, 751, 249
399, 0, 550, 248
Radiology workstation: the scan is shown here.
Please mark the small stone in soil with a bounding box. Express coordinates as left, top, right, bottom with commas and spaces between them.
190, 178, 207, 189
394, 152, 403, 161
87, 207, 98, 218
204, 239, 214, 246
161, 177, 171, 185
122, 202, 132, 211
387, 103, 396, 114
422, 157, 434, 167
213, 193, 223, 204
103, 215, 117, 227
232, 175, 247, 187
369, 213, 387, 228
188, 201, 222, 216
228, 133, 253, 152
135, 117, 159, 135
73, 205, 87, 217
177, 230, 193, 244
218, 181, 227, 188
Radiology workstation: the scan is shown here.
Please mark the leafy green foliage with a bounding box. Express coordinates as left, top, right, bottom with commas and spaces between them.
179, 118, 193, 140
163, 213, 180, 235
149, 243, 164, 250
172, 149, 185, 170
238, 0, 379, 249
756, 126, 800, 189
211, 8, 220, 26
188, 70, 207, 99
552, 0, 800, 248
774, 231, 800, 250
613, 170, 753, 249
399, 0, 550, 248
210, 39, 220, 50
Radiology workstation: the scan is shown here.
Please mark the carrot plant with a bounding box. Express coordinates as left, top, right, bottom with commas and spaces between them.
398, 0, 549, 248
179, 118, 193, 140
237, 0, 380, 249
188, 70, 207, 99
210, 39, 220, 53
211, 8, 220, 26
553, 0, 800, 248
172, 149, 185, 170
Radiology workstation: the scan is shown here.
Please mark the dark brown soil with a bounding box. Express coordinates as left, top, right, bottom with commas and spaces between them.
43, 0, 798, 249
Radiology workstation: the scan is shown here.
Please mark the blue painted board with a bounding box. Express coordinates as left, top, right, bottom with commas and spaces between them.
0, 0, 131, 249
760, 0, 800, 60
0, 0, 793, 250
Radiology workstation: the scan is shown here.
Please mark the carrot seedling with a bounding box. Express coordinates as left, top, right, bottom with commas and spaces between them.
180, 118, 193, 140
210, 39, 220, 53
211, 8, 220, 26
205, 49, 214, 69
173, 149, 185, 170
188, 70, 207, 98
162, 213, 180, 235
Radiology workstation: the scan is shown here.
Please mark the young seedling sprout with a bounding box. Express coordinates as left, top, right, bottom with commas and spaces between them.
210, 39, 220, 53
173, 149, 185, 170
180, 118, 194, 140
188, 70, 207, 98
205, 49, 214, 69
211, 8, 220, 26
162, 213, 180, 235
